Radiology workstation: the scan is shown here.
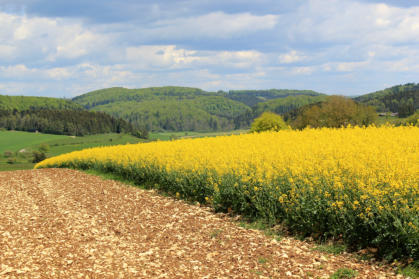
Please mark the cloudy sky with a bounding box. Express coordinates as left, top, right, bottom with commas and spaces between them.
0, 0, 418, 97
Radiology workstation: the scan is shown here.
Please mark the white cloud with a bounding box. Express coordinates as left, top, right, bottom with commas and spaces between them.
0, 11, 109, 64
126, 45, 264, 70
291, 66, 314, 75
288, 0, 419, 45
0, 44, 15, 59
126, 45, 200, 69
147, 12, 279, 39
278, 50, 306, 64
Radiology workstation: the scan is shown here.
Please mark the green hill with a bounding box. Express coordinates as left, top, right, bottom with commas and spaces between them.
73, 86, 253, 131
0, 95, 83, 111
354, 83, 418, 117
73, 86, 330, 132
226, 89, 325, 107
252, 95, 327, 116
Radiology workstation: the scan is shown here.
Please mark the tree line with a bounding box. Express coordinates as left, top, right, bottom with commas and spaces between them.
0, 109, 135, 136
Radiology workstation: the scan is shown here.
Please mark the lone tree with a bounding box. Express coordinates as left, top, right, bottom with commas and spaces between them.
250, 112, 288, 133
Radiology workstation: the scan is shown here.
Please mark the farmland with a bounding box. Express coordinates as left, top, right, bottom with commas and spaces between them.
0, 131, 145, 171
36, 125, 419, 262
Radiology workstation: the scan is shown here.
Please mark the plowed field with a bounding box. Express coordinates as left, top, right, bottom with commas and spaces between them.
0, 169, 403, 278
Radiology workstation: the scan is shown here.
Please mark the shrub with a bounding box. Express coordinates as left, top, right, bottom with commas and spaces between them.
3, 150, 13, 158
250, 112, 288, 133
38, 144, 50, 153
32, 151, 47, 163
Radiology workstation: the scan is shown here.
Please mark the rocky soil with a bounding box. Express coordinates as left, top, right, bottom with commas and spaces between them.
0, 169, 404, 278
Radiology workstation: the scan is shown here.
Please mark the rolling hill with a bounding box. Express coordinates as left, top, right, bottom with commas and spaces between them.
73, 86, 328, 131
227, 89, 325, 107
354, 83, 418, 117
73, 86, 254, 131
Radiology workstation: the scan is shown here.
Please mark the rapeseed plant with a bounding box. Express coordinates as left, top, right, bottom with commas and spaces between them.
35, 125, 419, 261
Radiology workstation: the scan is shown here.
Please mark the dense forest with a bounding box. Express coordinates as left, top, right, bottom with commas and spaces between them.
73, 87, 254, 131
252, 95, 327, 116
0, 95, 82, 111
0, 109, 134, 136
354, 83, 418, 117
226, 89, 325, 107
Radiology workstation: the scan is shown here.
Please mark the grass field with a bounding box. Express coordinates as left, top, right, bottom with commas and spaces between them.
149, 130, 248, 141
0, 130, 247, 171
0, 131, 145, 171
0, 131, 66, 154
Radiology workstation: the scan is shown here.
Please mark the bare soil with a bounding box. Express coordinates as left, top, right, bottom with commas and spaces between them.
0, 169, 403, 278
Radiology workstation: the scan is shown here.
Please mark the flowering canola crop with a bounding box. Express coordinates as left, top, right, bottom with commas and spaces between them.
35, 126, 419, 260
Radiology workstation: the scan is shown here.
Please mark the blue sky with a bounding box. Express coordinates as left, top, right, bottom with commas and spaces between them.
0, 0, 418, 97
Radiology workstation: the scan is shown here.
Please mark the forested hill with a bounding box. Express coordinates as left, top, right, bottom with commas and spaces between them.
73, 86, 328, 132
72, 86, 210, 108
354, 83, 418, 117
73, 86, 254, 131
227, 89, 325, 107
0, 95, 83, 111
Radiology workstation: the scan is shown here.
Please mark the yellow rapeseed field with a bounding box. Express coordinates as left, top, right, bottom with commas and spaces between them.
35, 125, 419, 260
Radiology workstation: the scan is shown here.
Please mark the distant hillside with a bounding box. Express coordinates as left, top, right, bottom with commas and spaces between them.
226, 89, 325, 107
354, 83, 418, 117
73, 86, 330, 132
73, 86, 253, 131
253, 95, 327, 116
0, 95, 83, 111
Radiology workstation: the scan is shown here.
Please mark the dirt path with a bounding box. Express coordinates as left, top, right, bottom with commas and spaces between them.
0, 169, 403, 278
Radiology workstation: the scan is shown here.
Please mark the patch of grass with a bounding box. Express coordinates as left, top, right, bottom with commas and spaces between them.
0, 131, 145, 171
149, 130, 248, 141
329, 268, 358, 279
397, 265, 419, 278
258, 257, 268, 264
82, 169, 138, 187
0, 130, 65, 154
313, 243, 346, 255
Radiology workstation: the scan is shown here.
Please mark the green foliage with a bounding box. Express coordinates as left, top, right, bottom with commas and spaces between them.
131, 127, 149, 139
73, 86, 253, 132
397, 265, 419, 278
253, 95, 327, 116
355, 83, 419, 117
32, 150, 46, 163
0, 109, 135, 136
313, 244, 346, 255
0, 95, 82, 111
38, 144, 50, 153
291, 96, 377, 129
250, 112, 288, 133
3, 150, 13, 158
395, 111, 419, 126
329, 268, 358, 279
227, 89, 325, 107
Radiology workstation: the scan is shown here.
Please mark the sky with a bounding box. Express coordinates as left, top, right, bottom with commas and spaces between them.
0, 0, 418, 97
